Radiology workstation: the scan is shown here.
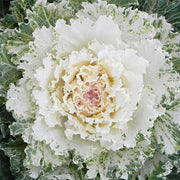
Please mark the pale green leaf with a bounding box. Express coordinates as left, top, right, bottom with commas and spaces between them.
0, 33, 22, 103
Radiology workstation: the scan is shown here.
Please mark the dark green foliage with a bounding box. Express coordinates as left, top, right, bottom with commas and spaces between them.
0, 105, 14, 140
0, 150, 14, 179
0, 0, 36, 28
0, 105, 28, 179
0, 0, 11, 18
0, 105, 14, 179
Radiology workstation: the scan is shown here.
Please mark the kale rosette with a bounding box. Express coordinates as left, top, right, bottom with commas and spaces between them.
0, 0, 180, 179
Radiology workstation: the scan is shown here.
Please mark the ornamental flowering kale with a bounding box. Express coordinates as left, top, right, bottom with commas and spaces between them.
0, 0, 180, 179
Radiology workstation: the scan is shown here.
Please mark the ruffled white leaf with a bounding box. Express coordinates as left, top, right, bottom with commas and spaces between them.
6, 78, 34, 120
54, 15, 121, 57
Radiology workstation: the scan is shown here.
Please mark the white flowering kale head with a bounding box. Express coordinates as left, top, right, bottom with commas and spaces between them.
4, 0, 180, 179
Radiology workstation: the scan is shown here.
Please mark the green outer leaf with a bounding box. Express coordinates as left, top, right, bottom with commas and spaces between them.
7, 22, 34, 64
156, 115, 180, 152
0, 0, 36, 28
151, 12, 180, 73
68, 0, 96, 12
168, 151, 180, 175
138, 0, 180, 33
107, 0, 138, 8
0, 31, 22, 105
0, 106, 30, 179
24, 141, 89, 180
27, 1, 73, 29
0, 47, 22, 104
0, 104, 17, 179
0, 149, 14, 179
0, 105, 14, 139
0, 136, 27, 178
4, 0, 75, 66
68, 0, 138, 12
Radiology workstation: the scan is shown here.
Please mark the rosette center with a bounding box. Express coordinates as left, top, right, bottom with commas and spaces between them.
63, 64, 111, 117
77, 84, 101, 108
